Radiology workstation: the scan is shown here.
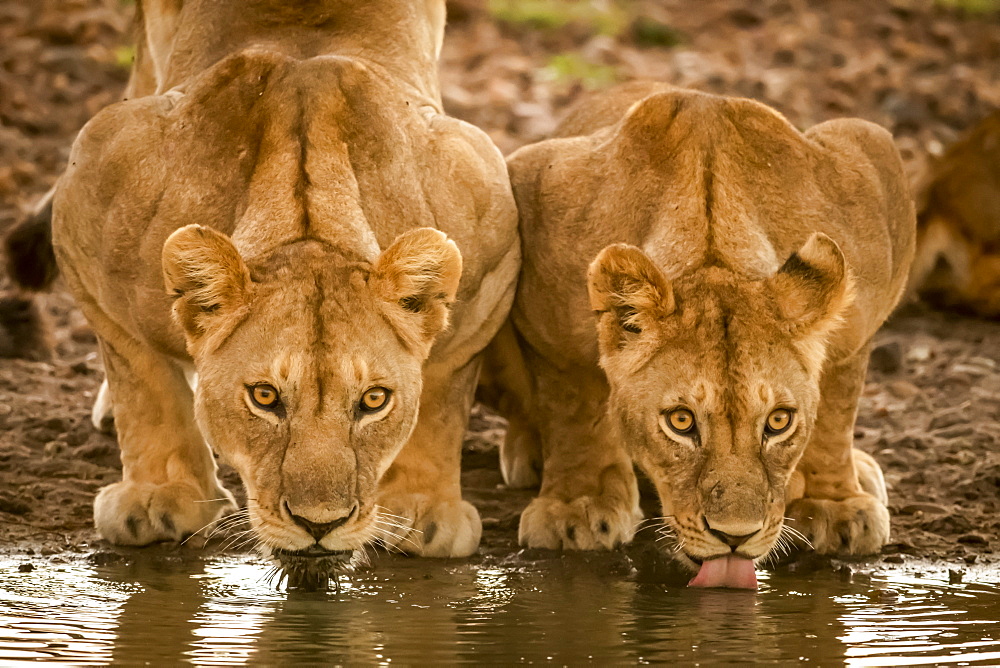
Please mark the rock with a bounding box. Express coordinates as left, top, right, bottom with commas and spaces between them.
887, 380, 921, 399
929, 411, 968, 431
0, 494, 30, 515
43, 440, 67, 457
870, 341, 903, 374
935, 426, 974, 439
948, 569, 964, 584
952, 363, 989, 377
883, 554, 905, 563
69, 361, 91, 375
957, 533, 989, 546
906, 344, 932, 363
898, 502, 950, 515
17, 563, 33, 573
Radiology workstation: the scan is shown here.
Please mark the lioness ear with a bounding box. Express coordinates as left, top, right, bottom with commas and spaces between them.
370, 228, 463, 355
587, 244, 675, 354
768, 232, 854, 335
162, 225, 252, 342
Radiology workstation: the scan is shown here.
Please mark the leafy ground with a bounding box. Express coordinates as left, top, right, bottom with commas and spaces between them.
1, 0, 999, 570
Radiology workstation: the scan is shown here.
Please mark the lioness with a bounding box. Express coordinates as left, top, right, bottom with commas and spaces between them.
497, 82, 914, 586
907, 111, 1000, 317
31, 0, 519, 569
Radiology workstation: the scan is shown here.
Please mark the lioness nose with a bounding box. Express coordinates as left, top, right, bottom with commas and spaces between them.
704, 518, 762, 549
286, 502, 357, 541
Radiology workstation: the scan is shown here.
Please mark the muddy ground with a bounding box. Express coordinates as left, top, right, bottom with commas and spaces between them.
0, 0, 999, 572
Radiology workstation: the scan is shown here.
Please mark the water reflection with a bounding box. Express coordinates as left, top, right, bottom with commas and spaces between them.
0, 552, 998, 665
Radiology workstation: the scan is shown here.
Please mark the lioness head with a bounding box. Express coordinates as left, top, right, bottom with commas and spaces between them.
161, 224, 461, 556
588, 233, 853, 568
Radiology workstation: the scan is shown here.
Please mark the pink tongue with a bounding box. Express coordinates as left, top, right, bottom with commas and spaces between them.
688, 555, 758, 590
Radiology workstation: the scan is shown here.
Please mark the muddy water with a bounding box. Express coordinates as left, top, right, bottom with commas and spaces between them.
1, 552, 999, 665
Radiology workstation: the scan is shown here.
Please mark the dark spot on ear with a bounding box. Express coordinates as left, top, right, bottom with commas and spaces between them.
781, 252, 826, 284
566, 525, 577, 542
599, 520, 610, 534
160, 514, 175, 534
126, 515, 140, 538
399, 295, 423, 313
422, 521, 438, 546
617, 307, 641, 334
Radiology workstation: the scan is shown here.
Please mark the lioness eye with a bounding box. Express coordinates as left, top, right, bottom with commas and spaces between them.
360, 387, 391, 413
765, 408, 794, 436
249, 384, 280, 409
667, 408, 696, 435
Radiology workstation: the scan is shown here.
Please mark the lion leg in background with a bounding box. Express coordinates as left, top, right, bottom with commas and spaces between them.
0, 188, 56, 361
376, 358, 484, 558
93, 335, 235, 545
478, 321, 542, 489
517, 353, 641, 551
786, 344, 890, 555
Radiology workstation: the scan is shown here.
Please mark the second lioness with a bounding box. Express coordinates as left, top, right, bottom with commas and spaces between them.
496, 82, 914, 576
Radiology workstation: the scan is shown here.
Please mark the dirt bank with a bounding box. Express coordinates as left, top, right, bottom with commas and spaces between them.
1, 0, 998, 569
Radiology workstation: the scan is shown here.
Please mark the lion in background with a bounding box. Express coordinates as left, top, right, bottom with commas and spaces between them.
4, 0, 519, 565
487, 81, 914, 584
907, 111, 1000, 318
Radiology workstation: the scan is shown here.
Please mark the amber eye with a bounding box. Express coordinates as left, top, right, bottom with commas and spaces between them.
249, 384, 280, 409
666, 408, 696, 435
360, 387, 391, 413
765, 408, 794, 436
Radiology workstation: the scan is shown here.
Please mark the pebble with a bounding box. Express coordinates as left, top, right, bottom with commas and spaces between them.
952, 363, 989, 377
887, 380, 921, 399
957, 533, 989, 546
883, 554, 905, 563
870, 341, 903, 374
948, 569, 964, 584
17, 563, 33, 573
929, 412, 968, 431
43, 440, 67, 457
899, 502, 950, 515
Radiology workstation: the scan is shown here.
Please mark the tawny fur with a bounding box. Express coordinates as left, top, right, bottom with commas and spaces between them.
491, 82, 914, 562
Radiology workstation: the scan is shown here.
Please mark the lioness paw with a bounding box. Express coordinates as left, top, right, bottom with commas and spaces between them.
94, 480, 236, 546
786, 494, 890, 556
376, 494, 482, 558
518, 495, 641, 551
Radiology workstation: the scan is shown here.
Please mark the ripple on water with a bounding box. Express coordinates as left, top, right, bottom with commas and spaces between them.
0, 555, 998, 665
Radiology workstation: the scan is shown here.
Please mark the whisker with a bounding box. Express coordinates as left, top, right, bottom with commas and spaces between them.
374, 519, 422, 535
373, 506, 412, 523
781, 520, 812, 549
370, 527, 416, 553
182, 510, 244, 545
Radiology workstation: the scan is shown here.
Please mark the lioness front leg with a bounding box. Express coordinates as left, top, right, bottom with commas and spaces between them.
518, 359, 641, 551
376, 360, 483, 557
787, 345, 890, 555
94, 338, 235, 545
